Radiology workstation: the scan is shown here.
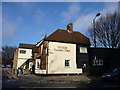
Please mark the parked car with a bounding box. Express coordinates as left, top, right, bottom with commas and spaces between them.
101, 68, 120, 82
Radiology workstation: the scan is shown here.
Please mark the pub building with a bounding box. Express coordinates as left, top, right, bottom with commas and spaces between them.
13, 23, 120, 75
34, 23, 90, 75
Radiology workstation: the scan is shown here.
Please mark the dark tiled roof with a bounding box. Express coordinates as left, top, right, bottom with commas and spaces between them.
19, 43, 34, 49
45, 29, 90, 45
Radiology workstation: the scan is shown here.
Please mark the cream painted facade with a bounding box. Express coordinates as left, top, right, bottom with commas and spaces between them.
47, 41, 82, 74
35, 41, 82, 74
17, 48, 32, 69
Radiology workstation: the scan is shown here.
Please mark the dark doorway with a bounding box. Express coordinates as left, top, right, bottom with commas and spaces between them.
82, 61, 87, 74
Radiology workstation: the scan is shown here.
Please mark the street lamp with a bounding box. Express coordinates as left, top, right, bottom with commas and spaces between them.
93, 13, 101, 61
93, 13, 101, 48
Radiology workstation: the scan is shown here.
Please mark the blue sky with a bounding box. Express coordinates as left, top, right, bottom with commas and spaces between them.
2, 2, 118, 47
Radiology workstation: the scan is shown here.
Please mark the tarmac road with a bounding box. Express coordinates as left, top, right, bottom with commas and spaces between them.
2, 68, 19, 88
2, 68, 9, 81
2, 68, 120, 89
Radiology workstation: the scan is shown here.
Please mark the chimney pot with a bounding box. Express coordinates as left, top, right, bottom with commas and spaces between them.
67, 23, 73, 32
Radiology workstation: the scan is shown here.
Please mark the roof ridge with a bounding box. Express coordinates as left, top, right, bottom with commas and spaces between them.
44, 28, 90, 45
57, 29, 89, 39
19, 43, 34, 45
78, 32, 89, 39
45, 29, 62, 39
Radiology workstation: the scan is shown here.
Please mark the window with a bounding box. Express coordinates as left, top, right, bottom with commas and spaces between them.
20, 50, 26, 54
37, 61, 40, 69
93, 59, 103, 66
65, 60, 70, 67
36, 59, 40, 69
80, 47, 87, 53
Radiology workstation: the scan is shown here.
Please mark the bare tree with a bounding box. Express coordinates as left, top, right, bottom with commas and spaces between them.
88, 12, 120, 48
2, 46, 17, 66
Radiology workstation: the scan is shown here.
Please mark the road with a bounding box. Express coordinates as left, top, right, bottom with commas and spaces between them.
2, 68, 120, 89
2, 68, 19, 88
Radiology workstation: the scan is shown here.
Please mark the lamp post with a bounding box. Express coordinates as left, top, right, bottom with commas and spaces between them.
93, 13, 101, 60
93, 13, 101, 48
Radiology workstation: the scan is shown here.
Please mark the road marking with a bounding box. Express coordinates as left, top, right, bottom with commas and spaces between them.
104, 85, 120, 88
20, 86, 77, 88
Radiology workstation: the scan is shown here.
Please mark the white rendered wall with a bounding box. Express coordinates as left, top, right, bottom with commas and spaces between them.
18, 48, 32, 59
17, 48, 32, 69
17, 58, 28, 69
35, 70, 46, 74
47, 41, 82, 74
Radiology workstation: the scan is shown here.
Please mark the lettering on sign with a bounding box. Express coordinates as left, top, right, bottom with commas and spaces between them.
54, 46, 70, 52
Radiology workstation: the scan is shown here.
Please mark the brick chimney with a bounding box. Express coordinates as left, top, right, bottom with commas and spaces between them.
67, 23, 73, 32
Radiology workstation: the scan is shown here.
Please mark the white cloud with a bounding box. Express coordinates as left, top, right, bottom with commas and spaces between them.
101, 2, 118, 16
33, 8, 44, 22
2, 15, 23, 41
73, 13, 96, 34
2, 17, 16, 40
37, 30, 46, 37
61, 3, 80, 22
20, 2, 36, 12
73, 2, 118, 35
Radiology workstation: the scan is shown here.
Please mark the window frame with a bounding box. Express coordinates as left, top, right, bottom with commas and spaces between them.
36, 59, 40, 69
65, 60, 70, 67
20, 50, 26, 54
80, 47, 87, 53
93, 59, 103, 66
37, 61, 40, 69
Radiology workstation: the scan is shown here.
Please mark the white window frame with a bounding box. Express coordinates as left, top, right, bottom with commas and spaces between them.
93, 59, 103, 66
36, 59, 40, 69
80, 47, 87, 53
20, 50, 26, 54
65, 60, 71, 67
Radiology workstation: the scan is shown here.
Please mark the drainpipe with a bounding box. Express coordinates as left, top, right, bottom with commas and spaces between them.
46, 41, 49, 75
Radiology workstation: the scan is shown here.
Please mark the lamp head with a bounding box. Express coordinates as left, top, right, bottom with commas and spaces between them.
96, 13, 101, 17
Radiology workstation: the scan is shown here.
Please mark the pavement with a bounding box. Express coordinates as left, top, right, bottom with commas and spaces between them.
4, 68, 17, 80
12, 69, 95, 83
5, 68, 100, 83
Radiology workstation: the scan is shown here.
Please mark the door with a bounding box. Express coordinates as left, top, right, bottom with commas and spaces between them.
82, 61, 87, 74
